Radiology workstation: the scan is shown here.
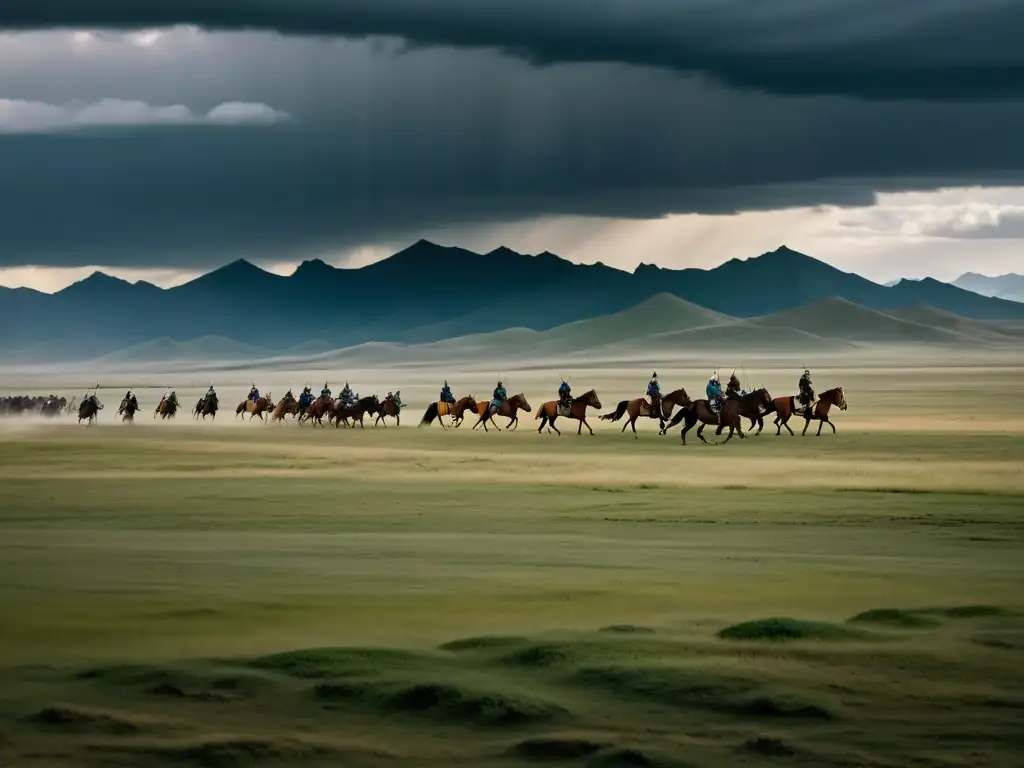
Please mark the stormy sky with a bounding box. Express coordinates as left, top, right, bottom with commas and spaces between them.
2, 2, 1023, 290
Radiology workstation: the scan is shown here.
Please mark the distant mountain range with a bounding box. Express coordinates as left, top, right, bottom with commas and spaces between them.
952, 272, 1024, 303
3, 241, 1024, 362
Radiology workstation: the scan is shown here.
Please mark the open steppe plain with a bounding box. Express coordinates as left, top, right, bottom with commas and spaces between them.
2, 356, 1023, 766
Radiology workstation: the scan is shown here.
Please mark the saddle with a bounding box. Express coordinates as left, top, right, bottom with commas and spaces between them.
556, 401, 572, 417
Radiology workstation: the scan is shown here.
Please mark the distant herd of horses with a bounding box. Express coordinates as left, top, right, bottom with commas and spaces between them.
33, 383, 848, 442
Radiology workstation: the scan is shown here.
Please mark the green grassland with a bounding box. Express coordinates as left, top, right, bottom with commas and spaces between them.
1, 361, 1023, 766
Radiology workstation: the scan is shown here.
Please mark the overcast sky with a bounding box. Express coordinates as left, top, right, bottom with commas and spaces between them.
2, 2, 1023, 291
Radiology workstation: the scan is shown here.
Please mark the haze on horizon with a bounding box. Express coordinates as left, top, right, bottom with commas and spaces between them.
2, 2, 1024, 292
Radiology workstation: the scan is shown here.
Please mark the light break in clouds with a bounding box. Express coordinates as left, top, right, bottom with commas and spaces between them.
0, 98, 290, 133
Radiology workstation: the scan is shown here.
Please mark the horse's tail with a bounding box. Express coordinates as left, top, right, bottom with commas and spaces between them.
601, 400, 629, 421
419, 402, 438, 426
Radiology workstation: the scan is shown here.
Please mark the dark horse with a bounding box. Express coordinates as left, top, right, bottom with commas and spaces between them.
670, 388, 773, 445
194, 395, 219, 421
117, 395, 139, 424
419, 396, 478, 429
766, 386, 847, 436
375, 396, 402, 427
78, 396, 103, 426
601, 387, 691, 438
471, 394, 532, 432
332, 395, 380, 428
536, 389, 603, 436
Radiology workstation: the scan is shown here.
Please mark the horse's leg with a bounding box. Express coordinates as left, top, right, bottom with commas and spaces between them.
817, 418, 825, 436
537, 414, 547, 434
680, 415, 694, 445
396, 414, 400, 427
583, 417, 594, 436
697, 423, 709, 444
828, 417, 836, 434
628, 414, 638, 438
508, 416, 518, 431
802, 416, 811, 436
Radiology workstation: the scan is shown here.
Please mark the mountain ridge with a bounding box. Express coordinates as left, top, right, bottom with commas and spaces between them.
3, 241, 1024, 360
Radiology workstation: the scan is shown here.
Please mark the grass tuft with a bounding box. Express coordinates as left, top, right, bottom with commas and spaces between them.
848, 608, 941, 628
718, 617, 870, 642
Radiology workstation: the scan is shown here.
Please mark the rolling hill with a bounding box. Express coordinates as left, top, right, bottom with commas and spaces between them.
5, 241, 1024, 362
747, 297, 972, 344
887, 304, 1024, 343
92, 336, 265, 365
95, 294, 1024, 372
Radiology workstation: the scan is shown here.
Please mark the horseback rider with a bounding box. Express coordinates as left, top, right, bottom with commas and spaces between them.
798, 368, 815, 414
726, 373, 746, 401
167, 390, 178, 407
440, 381, 455, 404
248, 384, 260, 403
492, 380, 507, 410
558, 380, 572, 413
320, 382, 332, 400
298, 386, 314, 410
706, 372, 723, 413
392, 390, 403, 409
340, 382, 354, 407
206, 385, 217, 403
647, 372, 661, 417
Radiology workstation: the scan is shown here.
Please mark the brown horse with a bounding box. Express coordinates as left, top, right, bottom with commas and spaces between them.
154, 395, 179, 420
419, 396, 478, 428
536, 388, 603, 435
769, 386, 848, 436
78, 396, 103, 426
472, 394, 532, 432
374, 395, 403, 427
602, 387, 692, 438
271, 393, 300, 423
332, 395, 380, 428
304, 396, 336, 428
674, 389, 772, 445
236, 394, 275, 422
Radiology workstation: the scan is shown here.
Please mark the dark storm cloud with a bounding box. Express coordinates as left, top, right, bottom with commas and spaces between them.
3, 0, 1024, 100
2, 31, 1024, 269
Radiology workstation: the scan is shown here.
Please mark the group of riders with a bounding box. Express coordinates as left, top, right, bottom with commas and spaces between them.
88, 369, 818, 422
647, 369, 815, 416
441, 368, 817, 418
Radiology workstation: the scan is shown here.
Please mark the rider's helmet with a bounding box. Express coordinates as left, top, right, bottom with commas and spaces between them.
804, 369, 811, 376
652, 372, 658, 379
